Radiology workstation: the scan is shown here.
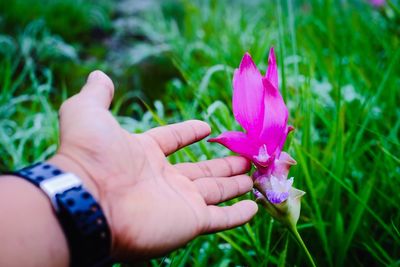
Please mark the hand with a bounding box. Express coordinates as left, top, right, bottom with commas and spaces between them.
49, 71, 258, 261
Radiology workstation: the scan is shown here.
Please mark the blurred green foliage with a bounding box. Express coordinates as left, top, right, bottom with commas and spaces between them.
1, 0, 400, 266
0, 0, 112, 42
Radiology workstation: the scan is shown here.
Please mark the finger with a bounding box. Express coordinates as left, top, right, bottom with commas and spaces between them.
203, 200, 258, 233
194, 175, 253, 205
59, 70, 114, 116
146, 120, 211, 156
175, 156, 251, 180
78, 70, 115, 109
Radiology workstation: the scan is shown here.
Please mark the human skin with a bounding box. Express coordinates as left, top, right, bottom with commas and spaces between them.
0, 71, 258, 266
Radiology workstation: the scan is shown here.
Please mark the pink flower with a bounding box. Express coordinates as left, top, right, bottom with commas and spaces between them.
209, 48, 296, 204
209, 49, 312, 261
209, 48, 293, 170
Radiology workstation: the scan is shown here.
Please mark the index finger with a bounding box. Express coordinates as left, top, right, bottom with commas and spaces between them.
145, 120, 211, 156
175, 156, 251, 180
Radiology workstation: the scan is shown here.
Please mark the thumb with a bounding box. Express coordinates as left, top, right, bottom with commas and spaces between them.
79, 70, 115, 109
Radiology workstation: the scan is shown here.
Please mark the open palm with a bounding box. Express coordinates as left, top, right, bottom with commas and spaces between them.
50, 71, 258, 262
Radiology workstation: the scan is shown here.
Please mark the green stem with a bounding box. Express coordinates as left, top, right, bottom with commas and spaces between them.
288, 226, 316, 267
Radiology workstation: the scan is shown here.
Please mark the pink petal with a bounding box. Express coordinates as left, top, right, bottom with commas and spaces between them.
259, 77, 289, 155
208, 131, 259, 159
265, 47, 278, 90
275, 125, 294, 157
232, 52, 265, 137
253, 145, 272, 167
271, 152, 297, 178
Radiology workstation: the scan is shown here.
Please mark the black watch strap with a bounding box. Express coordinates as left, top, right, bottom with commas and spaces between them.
13, 162, 112, 267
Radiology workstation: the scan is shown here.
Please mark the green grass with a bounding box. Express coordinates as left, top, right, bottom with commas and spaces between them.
0, 0, 112, 43
1, 0, 400, 266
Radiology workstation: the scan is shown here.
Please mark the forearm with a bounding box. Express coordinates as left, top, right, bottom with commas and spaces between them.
0, 175, 69, 267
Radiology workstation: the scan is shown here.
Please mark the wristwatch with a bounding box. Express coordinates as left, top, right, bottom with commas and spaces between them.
13, 162, 112, 267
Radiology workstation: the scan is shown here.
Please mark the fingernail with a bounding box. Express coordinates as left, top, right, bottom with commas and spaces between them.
87, 70, 105, 84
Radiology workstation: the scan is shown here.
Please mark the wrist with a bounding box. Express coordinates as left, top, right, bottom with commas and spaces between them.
46, 153, 115, 260
47, 153, 100, 200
